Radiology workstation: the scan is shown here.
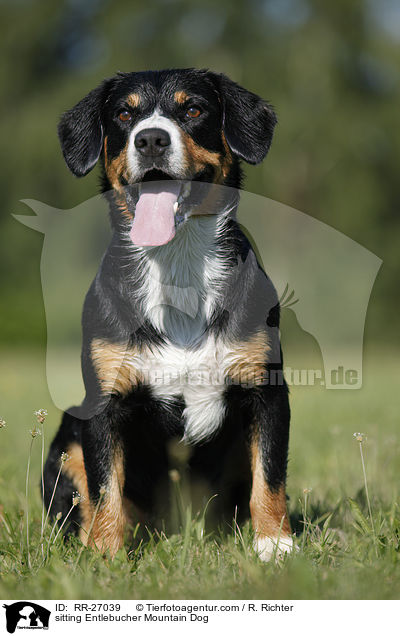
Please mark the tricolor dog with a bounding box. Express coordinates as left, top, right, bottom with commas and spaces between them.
44, 68, 293, 561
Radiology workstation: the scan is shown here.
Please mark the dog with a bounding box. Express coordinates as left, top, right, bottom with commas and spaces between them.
43, 68, 293, 561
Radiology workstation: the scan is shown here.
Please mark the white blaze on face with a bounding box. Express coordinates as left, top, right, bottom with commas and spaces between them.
126, 109, 187, 180
126, 110, 189, 247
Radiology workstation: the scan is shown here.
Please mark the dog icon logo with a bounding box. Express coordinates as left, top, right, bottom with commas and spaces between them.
2, 602, 50, 633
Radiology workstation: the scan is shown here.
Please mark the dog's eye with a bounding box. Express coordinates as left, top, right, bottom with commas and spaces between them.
185, 106, 201, 119
118, 110, 132, 122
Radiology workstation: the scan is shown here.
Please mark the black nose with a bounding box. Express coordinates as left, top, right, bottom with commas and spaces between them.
134, 128, 171, 156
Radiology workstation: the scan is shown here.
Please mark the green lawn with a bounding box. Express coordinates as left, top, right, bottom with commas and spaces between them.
0, 347, 399, 599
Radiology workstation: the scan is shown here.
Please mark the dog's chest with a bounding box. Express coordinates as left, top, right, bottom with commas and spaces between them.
136, 336, 228, 444
134, 216, 227, 346
131, 217, 232, 443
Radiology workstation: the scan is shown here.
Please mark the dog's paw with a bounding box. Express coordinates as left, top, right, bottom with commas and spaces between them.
254, 534, 296, 562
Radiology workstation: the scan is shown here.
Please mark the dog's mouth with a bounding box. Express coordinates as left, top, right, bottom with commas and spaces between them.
140, 169, 175, 183
130, 169, 192, 247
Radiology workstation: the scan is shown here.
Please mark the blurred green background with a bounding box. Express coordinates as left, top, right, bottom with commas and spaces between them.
0, 1, 399, 600
0, 0, 399, 349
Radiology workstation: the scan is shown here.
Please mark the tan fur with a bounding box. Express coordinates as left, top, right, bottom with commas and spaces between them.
178, 131, 233, 215
103, 137, 131, 211
91, 338, 143, 397
226, 331, 270, 385
126, 93, 141, 108
221, 131, 233, 179
181, 132, 223, 179
62, 443, 91, 530
250, 436, 291, 539
63, 443, 127, 556
174, 90, 188, 104
86, 447, 126, 556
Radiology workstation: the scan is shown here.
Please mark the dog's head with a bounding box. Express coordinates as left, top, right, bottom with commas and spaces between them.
58, 68, 277, 245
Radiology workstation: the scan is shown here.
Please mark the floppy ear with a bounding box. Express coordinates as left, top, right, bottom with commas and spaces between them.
211, 73, 277, 165
58, 80, 112, 177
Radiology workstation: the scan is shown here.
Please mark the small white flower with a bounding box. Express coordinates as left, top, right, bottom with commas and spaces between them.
72, 492, 82, 506
34, 409, 48, 424
60, 452, 70, 464
353, 432, 366, 443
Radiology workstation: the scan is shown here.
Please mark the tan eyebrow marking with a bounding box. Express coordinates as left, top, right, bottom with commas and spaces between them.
174, 90, 189, 104
126, 93, 141, 108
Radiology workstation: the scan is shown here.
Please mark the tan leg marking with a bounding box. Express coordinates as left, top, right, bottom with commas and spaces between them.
250, 436, 292, 560
62, 442, 91, 530
63, 443, 127, 557
91, 338, 143, 397
86, 447, 126, 556
250, 436, 290, 536
226, 331, 270, 385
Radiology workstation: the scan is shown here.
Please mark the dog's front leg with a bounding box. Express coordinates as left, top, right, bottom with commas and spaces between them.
80, 398, 126, 556
248, 383, 293, 561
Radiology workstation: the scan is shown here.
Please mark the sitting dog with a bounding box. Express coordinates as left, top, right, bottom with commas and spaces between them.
44, 68, 293, 561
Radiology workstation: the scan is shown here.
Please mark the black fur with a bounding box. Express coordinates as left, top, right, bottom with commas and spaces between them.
58, 80, 111, 177
209, 72, 277, 164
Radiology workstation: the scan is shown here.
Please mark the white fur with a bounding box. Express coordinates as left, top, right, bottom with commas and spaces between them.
130, 336, 228, 444
124, 212, 234, 444
254, 535, 295, 562
131, 214, 229, 345
127, 110, 187, 179
125, 326, 271, 444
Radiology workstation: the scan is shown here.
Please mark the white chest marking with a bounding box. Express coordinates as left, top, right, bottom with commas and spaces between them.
130, 214, 229, 346
132, 336, 233, 444
125, 201, 232, 444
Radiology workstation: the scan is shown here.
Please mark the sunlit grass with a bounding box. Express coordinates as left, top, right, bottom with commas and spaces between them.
0, 348, 399, 599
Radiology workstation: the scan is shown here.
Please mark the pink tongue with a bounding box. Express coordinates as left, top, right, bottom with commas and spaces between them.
130, 182, 181, 246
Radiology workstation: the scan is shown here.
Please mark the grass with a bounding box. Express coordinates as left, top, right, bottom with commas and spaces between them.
0, 346, 399, 600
